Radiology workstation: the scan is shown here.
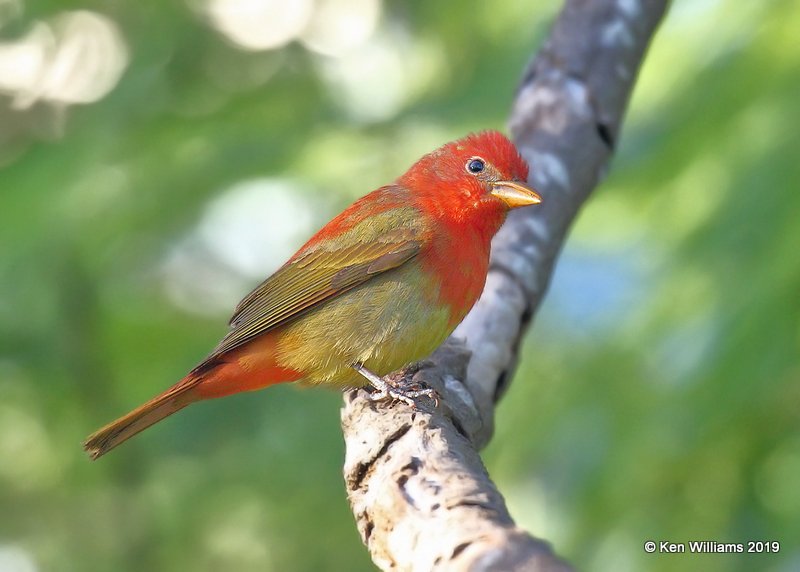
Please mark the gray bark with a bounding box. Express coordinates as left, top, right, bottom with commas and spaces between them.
341, 1, 669, 570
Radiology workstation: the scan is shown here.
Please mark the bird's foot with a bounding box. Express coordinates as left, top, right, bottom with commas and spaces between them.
353, 363, 439, 408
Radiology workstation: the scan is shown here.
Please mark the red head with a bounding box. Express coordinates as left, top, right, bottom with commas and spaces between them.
398, 130, 540, 234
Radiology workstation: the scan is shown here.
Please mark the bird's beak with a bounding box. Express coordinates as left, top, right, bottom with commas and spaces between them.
490, 180, 542, 209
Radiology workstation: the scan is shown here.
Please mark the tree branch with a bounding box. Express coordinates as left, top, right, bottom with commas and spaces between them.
341, 1, 669, 569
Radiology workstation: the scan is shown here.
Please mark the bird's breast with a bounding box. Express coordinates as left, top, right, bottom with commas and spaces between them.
420, 224, 492, 329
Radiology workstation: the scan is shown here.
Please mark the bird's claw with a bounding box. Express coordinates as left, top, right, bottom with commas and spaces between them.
367, 382, 439, 408
353, 362, 438, 408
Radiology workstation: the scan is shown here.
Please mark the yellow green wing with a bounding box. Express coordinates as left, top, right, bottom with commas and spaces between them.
208, 210, 427, 359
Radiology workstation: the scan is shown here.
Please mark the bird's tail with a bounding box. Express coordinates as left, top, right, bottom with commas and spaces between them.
84, 332, 304, 460
83, 372, 203, 460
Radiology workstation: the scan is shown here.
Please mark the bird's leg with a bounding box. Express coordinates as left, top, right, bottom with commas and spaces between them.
352, 363, 438, 408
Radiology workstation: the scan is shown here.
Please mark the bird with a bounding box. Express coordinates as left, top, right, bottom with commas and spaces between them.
83, 130, 541, 460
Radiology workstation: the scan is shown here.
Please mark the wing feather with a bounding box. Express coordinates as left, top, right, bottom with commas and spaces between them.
208, 223, 424, 359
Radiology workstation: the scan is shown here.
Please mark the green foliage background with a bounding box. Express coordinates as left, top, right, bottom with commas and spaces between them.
1, 1, 798, 571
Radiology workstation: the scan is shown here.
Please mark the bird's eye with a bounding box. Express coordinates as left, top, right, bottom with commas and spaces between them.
466, 158, 485, 174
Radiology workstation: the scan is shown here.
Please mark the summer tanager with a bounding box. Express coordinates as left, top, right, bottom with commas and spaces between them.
84, 130, 541, 460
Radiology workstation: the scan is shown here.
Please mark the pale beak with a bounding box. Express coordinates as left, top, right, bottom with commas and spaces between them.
490, 180, 542, 208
